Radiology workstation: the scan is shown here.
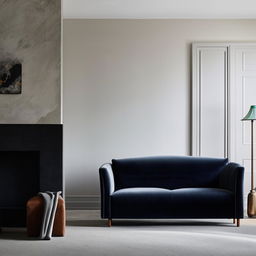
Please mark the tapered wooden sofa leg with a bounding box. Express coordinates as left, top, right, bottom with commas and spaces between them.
237, 218, 240, 227
233, 218, 236, 224
108, 219, 112, 227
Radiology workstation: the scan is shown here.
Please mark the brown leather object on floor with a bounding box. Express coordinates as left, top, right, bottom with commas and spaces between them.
26, 196, 66, 237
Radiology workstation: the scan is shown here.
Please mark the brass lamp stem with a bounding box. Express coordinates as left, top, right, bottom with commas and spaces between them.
252, 120, 254, 191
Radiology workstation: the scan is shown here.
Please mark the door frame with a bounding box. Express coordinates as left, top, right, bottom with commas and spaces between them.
192, 42, 256, 160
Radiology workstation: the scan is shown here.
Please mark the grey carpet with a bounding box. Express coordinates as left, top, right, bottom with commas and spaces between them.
0, 210, 256, 256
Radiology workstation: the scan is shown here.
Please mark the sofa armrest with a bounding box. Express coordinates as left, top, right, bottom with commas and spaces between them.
99, 163, 115, 218
219, 163, 244, 192
218, 162, 244, 218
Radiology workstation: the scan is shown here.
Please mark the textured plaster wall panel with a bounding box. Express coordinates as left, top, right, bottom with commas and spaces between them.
0, 0, 61, 123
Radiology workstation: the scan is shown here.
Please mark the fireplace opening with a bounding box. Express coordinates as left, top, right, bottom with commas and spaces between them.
0, 151, 40, 209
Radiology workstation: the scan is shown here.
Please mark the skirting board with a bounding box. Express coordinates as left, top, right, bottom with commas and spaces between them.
65, 195, 100, 210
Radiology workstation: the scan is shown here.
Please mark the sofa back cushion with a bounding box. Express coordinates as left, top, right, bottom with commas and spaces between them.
112, 156, 228, 190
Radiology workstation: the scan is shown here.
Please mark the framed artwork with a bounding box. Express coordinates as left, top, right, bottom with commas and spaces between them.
0, 60, 22, 94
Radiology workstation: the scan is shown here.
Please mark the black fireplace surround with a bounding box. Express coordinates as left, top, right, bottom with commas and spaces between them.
0, 124, 63, 227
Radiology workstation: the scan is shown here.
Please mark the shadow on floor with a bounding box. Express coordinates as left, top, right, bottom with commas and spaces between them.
0, 228, 40, 241
67, 219, 235, 228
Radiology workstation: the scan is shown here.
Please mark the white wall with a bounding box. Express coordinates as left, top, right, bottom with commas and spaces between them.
63, 19, 256, 208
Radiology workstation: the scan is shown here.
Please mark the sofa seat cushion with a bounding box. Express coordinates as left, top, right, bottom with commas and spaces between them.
111, 187, 173, 218
170, 188, 234, 218
111, 187, 234, 219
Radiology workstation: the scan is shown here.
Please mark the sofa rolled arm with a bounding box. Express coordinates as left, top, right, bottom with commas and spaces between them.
218, 162, 244, 218
99, 163, 115, 218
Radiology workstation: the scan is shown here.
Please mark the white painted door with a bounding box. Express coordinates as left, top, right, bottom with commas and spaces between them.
229, 44, 256, 197
192, 44, 228, 157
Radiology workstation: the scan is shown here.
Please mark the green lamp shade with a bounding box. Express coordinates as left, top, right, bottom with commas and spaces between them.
242, 105, 256, 121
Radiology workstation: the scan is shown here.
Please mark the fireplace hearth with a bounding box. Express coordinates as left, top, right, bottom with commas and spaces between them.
0, 124, 62, 227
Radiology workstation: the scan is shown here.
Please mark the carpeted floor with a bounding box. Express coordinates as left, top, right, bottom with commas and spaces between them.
0, 210, 256, 256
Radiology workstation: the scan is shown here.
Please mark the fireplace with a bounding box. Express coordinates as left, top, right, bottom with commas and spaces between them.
0, 124, 62, 227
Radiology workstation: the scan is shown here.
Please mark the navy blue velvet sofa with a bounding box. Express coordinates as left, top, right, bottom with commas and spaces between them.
99, 156, 244, 226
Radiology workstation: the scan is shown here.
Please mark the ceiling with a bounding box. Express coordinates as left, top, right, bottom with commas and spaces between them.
63, 0, 256, 19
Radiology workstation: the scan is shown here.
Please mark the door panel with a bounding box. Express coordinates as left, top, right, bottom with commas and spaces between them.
192, 44, 228, 157
230, 45, 256, 197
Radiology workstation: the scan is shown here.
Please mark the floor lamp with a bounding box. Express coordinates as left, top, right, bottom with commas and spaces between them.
242, 105, 256, 217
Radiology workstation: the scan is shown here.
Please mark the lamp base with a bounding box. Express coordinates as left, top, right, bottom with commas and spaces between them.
247, 190, 256, 217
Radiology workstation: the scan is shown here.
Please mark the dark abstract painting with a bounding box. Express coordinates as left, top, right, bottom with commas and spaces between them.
0, 60, 22, 94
